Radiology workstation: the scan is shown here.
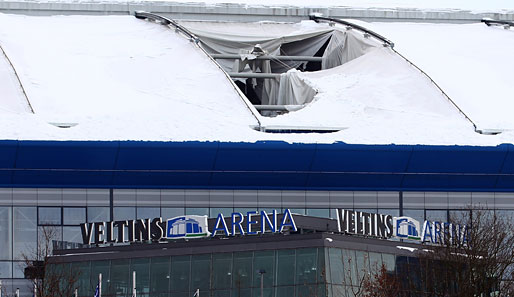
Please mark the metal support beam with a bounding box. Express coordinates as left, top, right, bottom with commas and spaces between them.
228, 72, 281, 79
211, 54, 323, 62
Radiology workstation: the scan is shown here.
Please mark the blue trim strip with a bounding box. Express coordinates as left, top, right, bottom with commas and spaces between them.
1, 140, 514, 191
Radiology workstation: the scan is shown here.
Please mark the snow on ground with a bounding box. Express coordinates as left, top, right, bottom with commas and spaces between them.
0, 13, 513, 145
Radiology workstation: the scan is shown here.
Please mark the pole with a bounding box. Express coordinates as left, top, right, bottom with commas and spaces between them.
99, 273, 102, 297
132, 271, 136, 297
258, 269, 266, 297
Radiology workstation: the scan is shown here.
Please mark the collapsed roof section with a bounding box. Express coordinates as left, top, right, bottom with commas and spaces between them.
179, 20, 381, 111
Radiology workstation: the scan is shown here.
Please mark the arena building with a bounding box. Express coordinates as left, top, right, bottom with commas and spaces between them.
0, 6, 514, 297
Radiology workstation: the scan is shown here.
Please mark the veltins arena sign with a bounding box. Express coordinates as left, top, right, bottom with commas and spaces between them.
80, 209, 297, 245
336, 209, 468, 245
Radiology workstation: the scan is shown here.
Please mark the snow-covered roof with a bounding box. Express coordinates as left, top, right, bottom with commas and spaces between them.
1, 13, 513, 145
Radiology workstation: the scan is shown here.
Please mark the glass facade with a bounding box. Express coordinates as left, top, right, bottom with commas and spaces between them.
1, 188, 514, 297
51, 247, 411, 297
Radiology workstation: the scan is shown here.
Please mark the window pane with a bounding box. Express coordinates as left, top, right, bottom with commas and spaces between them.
137, 207, 160, 219
63, 208, 86, 225
161, 208, 184, 219
382, 253, 395, 273
328, 248, 343, 285
13, 207, 37, 260
213, 253, 232, 289
296, 248, 318, 285
0, 207, 12, 260
368, 252, 382, 272
210, 208, 233, 218
38, 226, 62, 254
276, 250, 295, 286
306, 209, 330, 218
91, 261, 110, 295
342, 249, 358, 286
73, 261, 91, 297
109, 259, 130, 297
289, 208, 305, 215
185, 208, 208, 216
233, 252, 252, 289
402, 209, 424, 226
425, 210, 447, 222
150, 257, 170, 294
88, 207, 109, 222
38, 207, 61, 225
191, 254, 210, 291
114, 207, 135, 221
377, 209, 399, 217
253, 251, 274, 288
170, 255, 190, 292
131, 258, 150, 297
0, 261, 12, 278
63, 226, 82, 243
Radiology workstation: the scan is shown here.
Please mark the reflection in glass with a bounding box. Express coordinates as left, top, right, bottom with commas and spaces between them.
137, 207, 160, 219
38, 207, 61, 225
0, 207, 12, 260
109, 259, 129, 297
131, 258, 150, 297
87, 207, 109, 223
114, 207, 135, 221
13, 207, 37, 260
277, 250, 295, 286
233, 252, 252, 289
213, 253, 232, 289
171, 255, 190, 293
63, 208, 86, 225
191, 254, 210, 291
150, 257, 170, 295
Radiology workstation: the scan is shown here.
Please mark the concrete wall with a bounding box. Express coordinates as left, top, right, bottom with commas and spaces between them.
1, 1, 513, 23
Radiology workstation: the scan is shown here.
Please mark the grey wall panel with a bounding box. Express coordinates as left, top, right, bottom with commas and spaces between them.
448, 192, 472, 209
136, 189, 160, 207
306, 191, 330, 208
12, 188, 37, 206
403, 192, 424, 209
471, 192, 494, 208
495, 193, 514, 209
257, 190, 281, 208
37, 188, 62, 206
86, 189, 110, 206
161, 190, 185, 207
329, 191, 353, 208
113, 189, 136, 206
210, 190, 234, 207
425, 192, 448, 209
185, 190, 209, 207
0, 188, 12, 206
377, 191, 399, 208
282, 190, 305, 208
233, 190, 257, 207
353, 191, 377, 209
62, 188, 87, 206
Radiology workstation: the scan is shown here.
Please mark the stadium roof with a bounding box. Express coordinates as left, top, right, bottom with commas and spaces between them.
1, 13, 513, 146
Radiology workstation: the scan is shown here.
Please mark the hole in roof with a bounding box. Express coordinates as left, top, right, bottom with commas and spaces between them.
178, 20, 381, 117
